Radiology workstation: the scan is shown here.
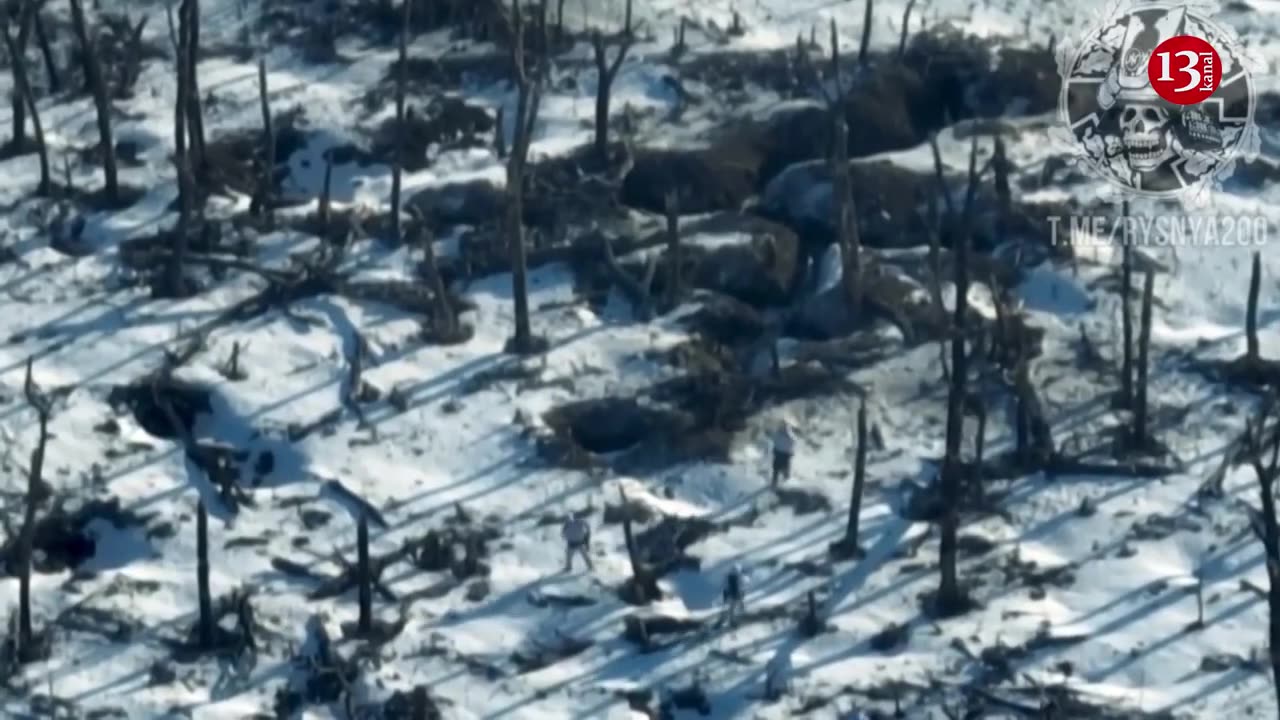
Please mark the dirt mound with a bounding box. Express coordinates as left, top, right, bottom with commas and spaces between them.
620, 141, 761, 214
621, 213, 802, 308
843, 61, 937, 153
368, 97, 493, 171
666, 32, 1056, 200
407, 180, 505, 227
202, 124, 308, 202
759, 157, 966, 250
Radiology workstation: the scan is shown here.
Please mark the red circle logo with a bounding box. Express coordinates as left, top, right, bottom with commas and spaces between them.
1147, 35, 1221, 105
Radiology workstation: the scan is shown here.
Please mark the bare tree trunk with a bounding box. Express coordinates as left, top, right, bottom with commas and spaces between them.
898, 0, 916, 57
17, 358, 51, 661
505, 0, 548, 354
590, 0, 633, 164
4, 15, 48, 194
828, 21, 861, 319
992, 134, 1010, 244
1120, 200, 1133, 408
256, 57, 274, 228
841, 398, 868, 553
170, 2, 191, 296
858, 0, 872, 66
196, 499, 213, 649
68, 0, 118, 202
494, 105, 506, 159
390, 0, 410, 242
664, 190, 681, 307
1134, 269, 1154, 449
974, 398, 987, 469
16, 505, 32, 657
183, 0, 205, 177
928, 132, 954, 221
938, 137, 979, 615
1243, 406, 1280, 718
619, 487, 658, 602
416, 221, 455, 336
412, 686, 430, 720
1264, 480, 1280, 720
33, 9, 58, 94
319, 154, 333, 229
357, 515, 372, 633
8, 5, 33, 150
926, 193, 942, 312
1248, 250, 1262, 361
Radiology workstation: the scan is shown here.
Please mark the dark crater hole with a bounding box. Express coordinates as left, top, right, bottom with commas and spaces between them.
544, 397, 680, 454
1, 498, 149, 575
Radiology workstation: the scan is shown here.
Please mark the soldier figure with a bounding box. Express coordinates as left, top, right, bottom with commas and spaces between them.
722, 563, 746, 625
561, 514, 593, 571
770, 418, 797, 487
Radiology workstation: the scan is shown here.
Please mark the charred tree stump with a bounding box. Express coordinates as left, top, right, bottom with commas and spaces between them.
319, 153, 333, 230
858, 0, 872, 66
619, 488, 660, 604
973, 396, 987, 475
33, 9, 58, 94
928, 132, 955, 223
182, 0, 205, 177
827, 22, 861, 318
798, 589, 824, 636
168, 2, 193, 297
255, 57, 274, 228
235, 592, 257, 655
16, 358, 52, 663
831, 398, 868, 559
898, 0, 916, 57
68, 0, 118, 203
590, 0, 633, 164
3, 7, 48, 194
1133, 269, 1154, 450
1241, 403, 1280, 718
925, 193, 943, 313
504, 0, 549, 355
390, 0, 410, 242
832, 113, 861, 316
992, 134, 1010, 244
664, 190, 681, 308
196, 499, 213, 649
412, 685, 432, 720
1119, 201, 1134, 409
493, 105, 506, 159
357, 516, 373, 634
1249, 250, 1262, 361
6, 4, 33, 151
936, 137, 979, 617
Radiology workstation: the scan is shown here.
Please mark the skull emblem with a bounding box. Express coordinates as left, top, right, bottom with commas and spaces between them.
1120, 103, 1171, 172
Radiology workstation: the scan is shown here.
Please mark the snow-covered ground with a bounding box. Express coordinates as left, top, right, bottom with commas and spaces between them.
1, 0, 1280, 718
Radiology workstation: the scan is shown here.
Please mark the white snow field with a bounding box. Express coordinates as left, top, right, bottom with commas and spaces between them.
0, 0, 1279, 718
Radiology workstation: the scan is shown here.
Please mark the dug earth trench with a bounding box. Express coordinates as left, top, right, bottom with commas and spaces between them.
619, 33, 1057, 215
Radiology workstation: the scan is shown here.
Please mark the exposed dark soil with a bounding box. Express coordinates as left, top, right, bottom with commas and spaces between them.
619, 31, 1058, 217
1, 498, 148, 575
367, 97, 494, 171
621, 140, 761, 215
108, 376, 212, 440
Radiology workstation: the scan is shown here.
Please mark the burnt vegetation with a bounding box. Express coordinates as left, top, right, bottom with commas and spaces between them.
0, 0, 1274, 718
